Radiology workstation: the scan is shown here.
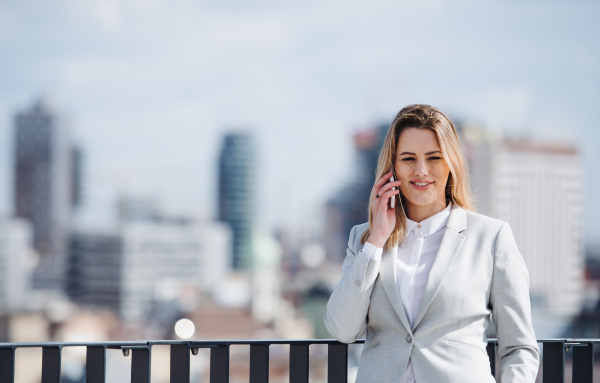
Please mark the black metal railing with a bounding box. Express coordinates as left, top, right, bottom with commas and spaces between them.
0, 338, 596, 383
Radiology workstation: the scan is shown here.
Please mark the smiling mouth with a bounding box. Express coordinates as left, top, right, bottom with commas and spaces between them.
410, 181, 434, 187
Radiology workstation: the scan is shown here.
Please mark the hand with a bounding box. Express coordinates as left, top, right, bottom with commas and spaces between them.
368, 172, 401, 248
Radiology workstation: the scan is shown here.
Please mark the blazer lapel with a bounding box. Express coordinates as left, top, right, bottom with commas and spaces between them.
380, 245, 412, 333
412, 205, 467, 330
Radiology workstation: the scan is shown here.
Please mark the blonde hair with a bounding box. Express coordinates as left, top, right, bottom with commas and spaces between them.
360, 104, 475, 250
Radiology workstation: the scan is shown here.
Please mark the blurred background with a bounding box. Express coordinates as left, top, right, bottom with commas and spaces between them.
0, 0, 599, 382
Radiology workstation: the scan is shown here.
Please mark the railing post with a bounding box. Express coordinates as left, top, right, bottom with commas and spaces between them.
572, 343, 594, 383
0, 347, 15, 383
486, 343, 496, 378
250, 344, 269, 383
42, 346, 62, 383
170, 344, 190, 383
86, 346, 106, 383
210, 344, 230, 383
131, 347, 151, 383
328, 343, 347, 383
543, 342, 564, 383
289, 344, 309, 383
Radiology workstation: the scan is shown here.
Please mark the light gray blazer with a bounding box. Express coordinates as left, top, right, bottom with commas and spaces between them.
324, 204, 540, 382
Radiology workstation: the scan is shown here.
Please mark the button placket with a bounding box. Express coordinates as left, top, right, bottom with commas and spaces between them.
407, 233, 423, 325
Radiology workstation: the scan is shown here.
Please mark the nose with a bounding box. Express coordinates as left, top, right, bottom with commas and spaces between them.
413, 159, 428, 178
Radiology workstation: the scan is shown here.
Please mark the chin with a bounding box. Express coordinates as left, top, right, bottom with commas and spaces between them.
404, 192, 443, 207
409, 198, 438, 207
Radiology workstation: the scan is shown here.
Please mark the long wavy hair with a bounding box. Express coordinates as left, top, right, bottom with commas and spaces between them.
360, 104, 475, 250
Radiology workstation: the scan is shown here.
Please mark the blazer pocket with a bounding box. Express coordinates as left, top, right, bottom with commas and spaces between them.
361, 342, 380, 356
448, 339, 488, 356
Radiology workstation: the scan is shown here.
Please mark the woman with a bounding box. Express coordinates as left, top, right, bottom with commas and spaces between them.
324, 105, 539, 382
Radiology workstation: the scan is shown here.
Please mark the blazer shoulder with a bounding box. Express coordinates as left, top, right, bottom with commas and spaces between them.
350, 222, 369, 251
351, 222, 369, 242
464, 210, 505, 234
354, 222, 369, 236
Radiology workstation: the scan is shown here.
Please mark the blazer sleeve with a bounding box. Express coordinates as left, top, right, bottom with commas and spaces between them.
490, 222, 540, 382
324, 225, 382, 343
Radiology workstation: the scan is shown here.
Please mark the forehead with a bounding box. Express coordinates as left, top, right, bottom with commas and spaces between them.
396, 128, 440, 152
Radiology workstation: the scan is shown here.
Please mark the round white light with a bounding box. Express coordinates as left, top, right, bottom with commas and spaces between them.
174, 318, 195, 339
300, 243, 326, 268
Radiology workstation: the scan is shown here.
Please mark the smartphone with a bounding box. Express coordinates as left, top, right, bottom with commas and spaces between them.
389, 166, 397, 209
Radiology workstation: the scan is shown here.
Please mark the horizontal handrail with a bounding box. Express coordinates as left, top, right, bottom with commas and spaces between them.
0, 338, 597, 383
1, 337, 597, 348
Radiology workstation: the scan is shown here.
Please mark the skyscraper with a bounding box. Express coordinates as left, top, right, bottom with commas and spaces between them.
13, 99, 81, 288
218, 132, 256, 269
462, 127, 584, 317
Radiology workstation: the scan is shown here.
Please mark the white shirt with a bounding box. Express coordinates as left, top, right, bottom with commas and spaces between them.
362, 202, 452, 383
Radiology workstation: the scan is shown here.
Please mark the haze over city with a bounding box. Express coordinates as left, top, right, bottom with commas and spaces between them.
0, 0, 599, 243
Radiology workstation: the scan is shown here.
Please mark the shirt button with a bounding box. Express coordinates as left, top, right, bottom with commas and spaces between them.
405, 335, 412, 343
417, 224, 422, 229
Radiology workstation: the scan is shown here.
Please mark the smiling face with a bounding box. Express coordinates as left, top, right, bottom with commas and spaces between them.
394, 127, 451, 222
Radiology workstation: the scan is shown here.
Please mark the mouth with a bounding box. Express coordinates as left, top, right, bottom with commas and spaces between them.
409, 181, 434, 190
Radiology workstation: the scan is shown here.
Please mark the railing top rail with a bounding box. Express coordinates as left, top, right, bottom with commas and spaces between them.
0, 338, 598, 349
0, 339, 365, 348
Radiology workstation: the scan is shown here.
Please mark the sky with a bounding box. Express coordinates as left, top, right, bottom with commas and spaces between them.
0, 0, 599, 242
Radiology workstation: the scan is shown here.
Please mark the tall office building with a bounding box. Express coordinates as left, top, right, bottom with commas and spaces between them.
13, 99, 81, 289
218, 132, 256, 269
463, 127, 584, 316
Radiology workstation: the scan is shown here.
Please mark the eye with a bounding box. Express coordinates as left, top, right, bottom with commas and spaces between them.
428, 156, 442, 161
401, 157, 415, 162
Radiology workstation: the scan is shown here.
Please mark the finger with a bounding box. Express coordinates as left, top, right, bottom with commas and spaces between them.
376, 180, 402, 197
374, 189, 400, 208
373, 172, 393, 190
374, 181, 401, 201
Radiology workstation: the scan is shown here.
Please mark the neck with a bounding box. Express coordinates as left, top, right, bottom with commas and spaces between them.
406, 198, 448, 223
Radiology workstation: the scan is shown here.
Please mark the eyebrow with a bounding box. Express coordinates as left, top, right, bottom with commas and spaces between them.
398, 150, 442, 156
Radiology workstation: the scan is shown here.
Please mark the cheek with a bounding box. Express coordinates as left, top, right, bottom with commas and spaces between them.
396, 166, 415, 187
435, 177, 450, 196
395, 160, 413, 175
399, 182, 410, 194
433, 165, 451, 184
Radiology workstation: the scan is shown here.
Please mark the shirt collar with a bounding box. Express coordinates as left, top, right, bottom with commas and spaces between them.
406, 202, 453, 238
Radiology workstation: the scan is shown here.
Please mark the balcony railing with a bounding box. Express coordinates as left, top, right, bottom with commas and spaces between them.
0, 338, 596, 383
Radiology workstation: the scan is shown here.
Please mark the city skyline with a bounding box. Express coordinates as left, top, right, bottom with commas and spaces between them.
0, 2, 598, 379
0, 0, 598, 244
